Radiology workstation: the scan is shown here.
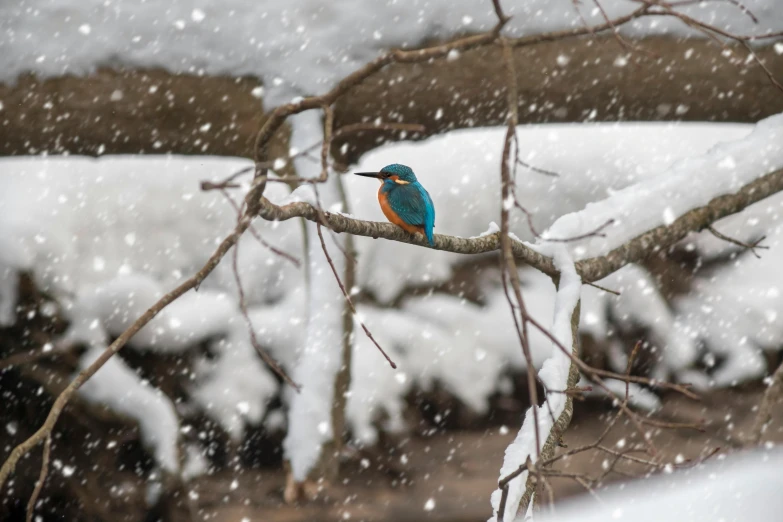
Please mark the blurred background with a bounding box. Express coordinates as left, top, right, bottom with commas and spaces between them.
1, 1, 783, 521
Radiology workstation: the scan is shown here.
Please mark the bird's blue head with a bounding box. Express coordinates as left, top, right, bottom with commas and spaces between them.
355, 163, 418, 184
380, 164, 417, 183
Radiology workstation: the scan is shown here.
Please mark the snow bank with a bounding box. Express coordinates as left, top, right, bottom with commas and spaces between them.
79, 346, 180, 473
580, 263, 699, 382
66, 273, 236, 353
191, 330, 279, 442
1, 1, 779, 105
537, 449, 783, 522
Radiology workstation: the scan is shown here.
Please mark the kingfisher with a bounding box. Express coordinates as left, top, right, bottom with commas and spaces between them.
355, 164, 435, 245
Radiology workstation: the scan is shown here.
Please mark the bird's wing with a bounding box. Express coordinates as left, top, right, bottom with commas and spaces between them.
386, 183, 428, 226
419, 184, 435, 231
418, 184, 436, 245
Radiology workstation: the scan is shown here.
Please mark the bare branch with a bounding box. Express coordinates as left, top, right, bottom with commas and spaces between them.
634, 1, 783, 91
215, 187, 300, 388
509, 5, 651, 47
491, 0, 511, 24
577, 167, 783, 282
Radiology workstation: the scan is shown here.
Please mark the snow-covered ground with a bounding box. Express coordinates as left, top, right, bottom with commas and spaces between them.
537, 449, 783, 522
1, 1, 780, 105
2, 120, 783, 476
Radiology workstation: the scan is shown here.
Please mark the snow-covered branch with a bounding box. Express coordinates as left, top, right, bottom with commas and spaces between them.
489, 247, 582, 522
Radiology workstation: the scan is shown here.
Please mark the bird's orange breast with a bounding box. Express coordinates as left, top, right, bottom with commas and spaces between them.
378, 188, 425, 236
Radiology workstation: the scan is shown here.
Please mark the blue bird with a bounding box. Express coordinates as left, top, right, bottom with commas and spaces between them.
355, 164, 436, 245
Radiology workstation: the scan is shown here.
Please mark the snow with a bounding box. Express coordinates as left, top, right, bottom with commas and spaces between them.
543, 113, 783, 260
537, 449, 783, 522
281, 111, 350, 481
471, 222, 501, 239
181, 444, 209, 481
537, 246, 581, 399
580, 264, 700, 382
4, 120, 783, 474
190, 329, 279, 441
667, 187, 783, 387
672, 240, 782, 387
346, 322, 409, 445
488, 245, 581, 522
66, 273, 237, 353
78, 346, 180, 473
1, 1, 780, 105
592, 380, 662, 412
0, 155, 302, 303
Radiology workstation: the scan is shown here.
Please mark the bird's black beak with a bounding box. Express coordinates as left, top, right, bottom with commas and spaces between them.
355, 172, 382, 179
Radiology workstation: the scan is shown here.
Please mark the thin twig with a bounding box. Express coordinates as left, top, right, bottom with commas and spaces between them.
707, 225, 768, 258
516, 158, 561, 178
290, 122, 426, 168
230, 222, 300, 390
586, 281, 621, 296
201, 166, 255, 191
634, 0, 783, 92
515, 199, 615, 243
315, 224, 396, 369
